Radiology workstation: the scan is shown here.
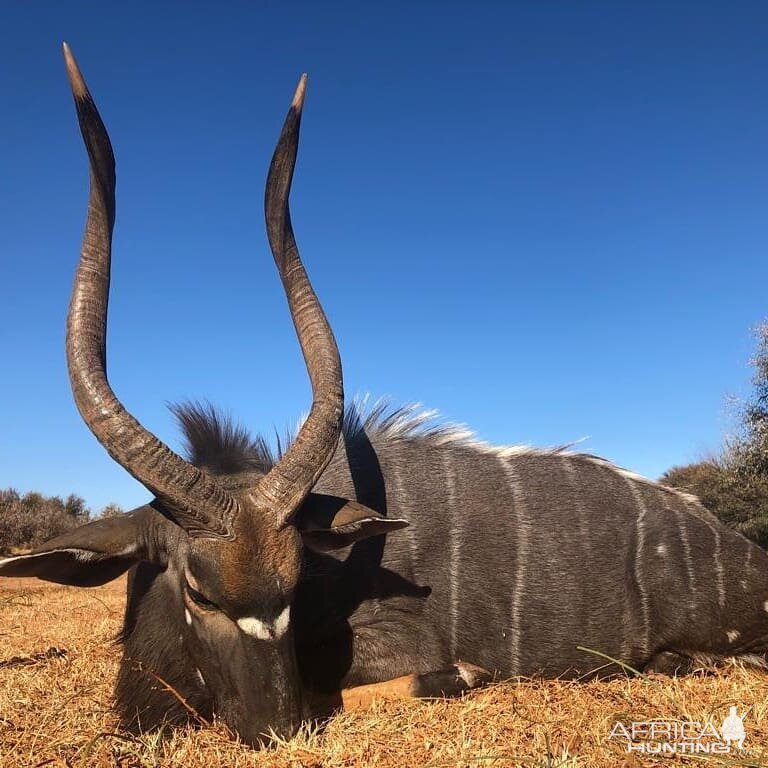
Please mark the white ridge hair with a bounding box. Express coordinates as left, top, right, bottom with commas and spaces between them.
344, 396, 702, 507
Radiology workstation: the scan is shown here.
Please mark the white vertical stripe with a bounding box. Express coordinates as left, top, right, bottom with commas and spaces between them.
563, 458, 591, 559
684, 500, 725, 610
586, 461, 633, 660
674, 507, 696, 595
391, 457, 419, 580
623, 479, 651, 656
742, 542, 754, 591
713, 526, 725, 610
444, 452, 461, 659
500, 458, 529, 675
711, 526, 726, 610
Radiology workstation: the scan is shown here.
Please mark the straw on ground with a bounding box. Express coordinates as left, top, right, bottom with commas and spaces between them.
1, 576, 768, 767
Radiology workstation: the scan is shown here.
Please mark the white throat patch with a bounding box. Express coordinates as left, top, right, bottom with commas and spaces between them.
237, 606, 290, 641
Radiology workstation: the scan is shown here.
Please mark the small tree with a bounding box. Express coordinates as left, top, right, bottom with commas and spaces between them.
662, 322, 768, 548
64, 494, 89, 522
99, 503, 124, 519
729, 322, 768, 476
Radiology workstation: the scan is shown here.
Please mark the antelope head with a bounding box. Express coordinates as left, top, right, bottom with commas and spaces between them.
0, 45, 407, 745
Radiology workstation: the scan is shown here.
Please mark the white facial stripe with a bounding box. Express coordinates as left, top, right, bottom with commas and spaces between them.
185, 609, 192, 626
237, 606, 290, 641
185, 571, 202, 592
274, 605, 290, 637
237, 617, 272, 640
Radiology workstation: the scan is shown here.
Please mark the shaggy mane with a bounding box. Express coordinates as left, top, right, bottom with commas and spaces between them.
171, 402, 275, 475
171, 399, 478, 476
171, 398, 700, 506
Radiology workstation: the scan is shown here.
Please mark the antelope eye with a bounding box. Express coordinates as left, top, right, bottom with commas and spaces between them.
185, 582, 216, 610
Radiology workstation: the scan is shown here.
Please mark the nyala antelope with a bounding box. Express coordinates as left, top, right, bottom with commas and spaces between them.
3, 44, 768, 747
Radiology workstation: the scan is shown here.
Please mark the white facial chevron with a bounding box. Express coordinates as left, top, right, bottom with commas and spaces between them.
237, 606, 290, 641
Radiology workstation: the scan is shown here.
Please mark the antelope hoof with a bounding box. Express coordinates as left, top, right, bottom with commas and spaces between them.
411, 661, 494, 698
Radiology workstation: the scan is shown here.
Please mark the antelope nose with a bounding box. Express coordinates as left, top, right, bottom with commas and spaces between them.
239, 719, 301, 748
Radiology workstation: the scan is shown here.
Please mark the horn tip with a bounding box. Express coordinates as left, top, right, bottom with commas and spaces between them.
62, 42, 89, 100
291, 74, 308, 111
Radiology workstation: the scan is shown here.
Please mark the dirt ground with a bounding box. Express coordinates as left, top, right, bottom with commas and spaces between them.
1, 576, 768, 767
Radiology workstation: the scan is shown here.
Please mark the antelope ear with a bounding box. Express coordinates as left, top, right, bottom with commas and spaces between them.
296, 493, 409, 552
0, 505, 172, 587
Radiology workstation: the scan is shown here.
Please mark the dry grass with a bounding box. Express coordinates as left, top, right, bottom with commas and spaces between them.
2, 577, 768, 767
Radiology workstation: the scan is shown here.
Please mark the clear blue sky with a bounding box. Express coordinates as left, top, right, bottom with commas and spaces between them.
2, 1, 768, 514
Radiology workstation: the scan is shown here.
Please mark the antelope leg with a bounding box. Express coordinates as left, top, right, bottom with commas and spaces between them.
341, 662, 493, 711
642, 651, 697, 676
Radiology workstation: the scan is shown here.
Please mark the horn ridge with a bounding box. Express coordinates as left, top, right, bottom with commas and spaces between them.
257, 75, 344, 527
63, 43, 239, 538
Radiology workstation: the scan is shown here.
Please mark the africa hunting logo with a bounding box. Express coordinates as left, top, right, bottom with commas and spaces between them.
608, 706, 748, 755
